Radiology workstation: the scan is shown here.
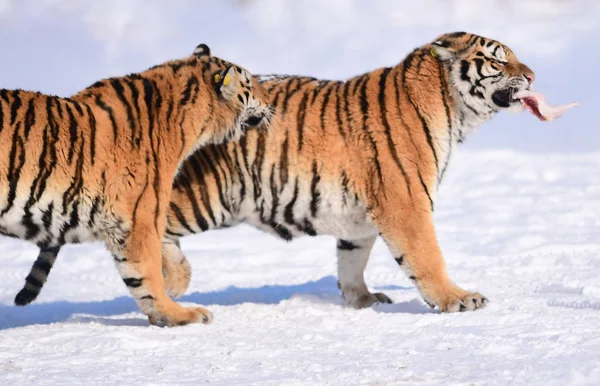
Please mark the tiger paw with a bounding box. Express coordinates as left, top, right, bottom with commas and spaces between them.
438, 292, 488, 313
343, 289, 393, 309
148, 306, 213, 327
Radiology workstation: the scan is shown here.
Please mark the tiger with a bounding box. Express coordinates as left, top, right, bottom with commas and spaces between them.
16, 32, 534, 315
2, 43, 272, 327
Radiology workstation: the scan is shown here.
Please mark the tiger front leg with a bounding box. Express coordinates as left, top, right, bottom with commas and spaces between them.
372, 202, 487, 312
336, 235, 392, 308
109, 223, 211, 327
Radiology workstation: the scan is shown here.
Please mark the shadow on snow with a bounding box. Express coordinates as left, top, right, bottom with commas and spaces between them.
0, 275, 429, 330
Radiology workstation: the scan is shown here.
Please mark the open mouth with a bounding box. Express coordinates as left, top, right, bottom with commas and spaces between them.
491, 87, 520, 108
492, 87, 545, 119
493, 88, 578, 121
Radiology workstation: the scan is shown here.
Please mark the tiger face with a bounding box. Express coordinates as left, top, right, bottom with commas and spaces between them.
193, 45, 272, 145
431, 32, 535, 121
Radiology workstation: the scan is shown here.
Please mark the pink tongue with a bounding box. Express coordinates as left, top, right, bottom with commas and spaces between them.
513, 90, 578, 121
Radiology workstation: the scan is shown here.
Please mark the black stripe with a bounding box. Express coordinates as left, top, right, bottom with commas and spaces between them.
113, 255, 127, 263
180, 75, 199, 106
319, 83, 334, 131
270, 224, 292, 241
169, 202, 197, 234
278, 132, 289, 189
0, 90, 5, 133
251, 129, 267, 201
165, 229, 185, 238
352, 74, 369, 95
402, 53, 439, 175
284, 177, 300, 225
61, 130, 85, 215
33, 247, 60, 273
123, 278, 143, 288
200, 147, 231, 214
418, 171, 434, 211
110, 78, 137, 148
187, 155, 217, 226
309, 161, 320, 217
25, 274, 44, 288
310, 81, 326, 105
280, 78, 298, 115
65, 103, 78, 163
296, 92, 309, 151
142, 78, 162, 233
337, 240, 359, 251
41, 202, 54, 233
340, 171, 350, 207
211, 146, 235, 208
22, 116, 58, 237
95, 94, 118, 143
393, 70, 422, 157
88, 196, 102, 228
1, 122, 26, 215
378, 67, 412, 197
281, 78, 316, 116
299, 218, 317, 236
437, 62, 453, 183
334, 82, 346, 140
359, 74, 385, 192
268, 164, 279, 221
58, 201, 80, 244
460, 60, 471, 82
84, 105, 97, 164
10, 90, 22, 125
232, 146, 247, 202
178, 164, 212, 231
126, 79, 143, 147
23, 97, 36, 138
130, 172, 150, 233
342, 80, 352, 135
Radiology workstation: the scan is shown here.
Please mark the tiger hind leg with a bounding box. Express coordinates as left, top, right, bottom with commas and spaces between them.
162, 240, 191, 298
110, 223, 211, 327
337, 235, 392, 308
15, 246, 61, 306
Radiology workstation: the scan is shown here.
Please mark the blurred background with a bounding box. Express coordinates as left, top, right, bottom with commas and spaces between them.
0, 0, 596, 152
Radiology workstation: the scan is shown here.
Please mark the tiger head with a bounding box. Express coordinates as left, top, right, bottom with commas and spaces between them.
191, 44, 272, 144
430, 32, 534, 123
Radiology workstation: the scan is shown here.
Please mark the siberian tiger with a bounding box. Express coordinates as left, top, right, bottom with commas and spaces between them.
18, 32, 536, 315
3, 44, 271, 327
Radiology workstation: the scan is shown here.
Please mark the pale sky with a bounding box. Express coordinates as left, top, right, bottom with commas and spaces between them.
0, 0, 596, 152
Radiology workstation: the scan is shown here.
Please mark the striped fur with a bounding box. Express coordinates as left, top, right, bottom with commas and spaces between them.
6, 45, 271, 327
19, 32, 534, 314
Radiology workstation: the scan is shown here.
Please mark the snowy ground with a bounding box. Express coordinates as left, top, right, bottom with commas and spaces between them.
0, 151, 599, 385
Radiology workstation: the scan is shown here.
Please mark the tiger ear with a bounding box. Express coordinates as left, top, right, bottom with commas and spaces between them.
194, 43, 211, 58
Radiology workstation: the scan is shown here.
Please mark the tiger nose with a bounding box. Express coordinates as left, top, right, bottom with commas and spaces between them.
523, 73, 534, 84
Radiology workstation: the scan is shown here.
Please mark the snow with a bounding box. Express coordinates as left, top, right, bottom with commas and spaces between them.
1, 151, 599, 385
